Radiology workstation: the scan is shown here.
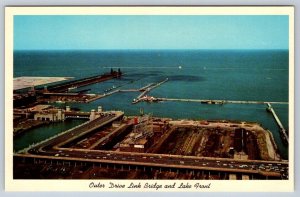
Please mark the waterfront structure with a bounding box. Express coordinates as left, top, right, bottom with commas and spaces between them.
34, 109, 64, 122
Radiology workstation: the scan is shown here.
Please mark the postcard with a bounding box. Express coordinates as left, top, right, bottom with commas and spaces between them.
5, 6, 294, 192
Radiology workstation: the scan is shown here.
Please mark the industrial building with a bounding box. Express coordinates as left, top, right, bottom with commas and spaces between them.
119, 115, 154, 153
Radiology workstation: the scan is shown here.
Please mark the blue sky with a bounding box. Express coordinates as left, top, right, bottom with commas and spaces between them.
14, 15, 289, 50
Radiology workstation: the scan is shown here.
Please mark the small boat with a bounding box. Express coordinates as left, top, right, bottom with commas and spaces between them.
68, 86, 77, 91
105, 85, 117, 92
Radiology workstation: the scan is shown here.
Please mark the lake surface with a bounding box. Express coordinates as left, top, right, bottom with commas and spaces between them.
13, 49, 289, 159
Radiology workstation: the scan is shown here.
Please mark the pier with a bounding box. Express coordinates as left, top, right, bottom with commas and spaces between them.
137, 78, 168, 99
46, 70, 122, 93
139, 83, 155, 91
153, 97, 288, 105
132, 78, 168, 104
119, 83, 155, 93
41, 92, 103, 103
266, 103, 289, 144
102, 89, 120, 97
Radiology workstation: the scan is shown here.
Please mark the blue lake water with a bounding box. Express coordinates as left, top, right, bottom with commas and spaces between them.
13, 50, 289, 159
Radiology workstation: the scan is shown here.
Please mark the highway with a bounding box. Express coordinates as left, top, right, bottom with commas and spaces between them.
28, 112, 123, 152
16, 148, 288, 178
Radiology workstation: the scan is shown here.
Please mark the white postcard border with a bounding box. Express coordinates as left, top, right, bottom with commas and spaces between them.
5, 6, 295, 192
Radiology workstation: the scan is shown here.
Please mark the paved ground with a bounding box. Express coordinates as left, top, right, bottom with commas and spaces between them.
14, 76, 72, 90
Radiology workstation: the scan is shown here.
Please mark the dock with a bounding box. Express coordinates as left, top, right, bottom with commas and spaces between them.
138, 78, 168, 99
266, 103, 289, 144
139, 83, 155, 91
119, 83, 155, 93
155, 97, 288, 105
132, 78, 168, 104
102, 89, 120, 97
46, 70, 122, 93
40, 92, 104, 103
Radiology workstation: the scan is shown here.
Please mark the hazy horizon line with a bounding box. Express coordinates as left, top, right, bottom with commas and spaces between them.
13, 48, 289, 51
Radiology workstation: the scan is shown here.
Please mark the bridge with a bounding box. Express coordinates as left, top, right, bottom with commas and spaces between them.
64, 111, 91, 119
54, 113, 124, 148
15, 149, 288, 179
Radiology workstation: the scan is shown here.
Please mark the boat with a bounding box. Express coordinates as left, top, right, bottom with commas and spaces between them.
140, 95, 162, 103
68, 86, 77, 91
105, 85, 117, 92
201, 100, 224, 105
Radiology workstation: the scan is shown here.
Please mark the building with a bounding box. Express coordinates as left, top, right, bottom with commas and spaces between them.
34, 109, 64, 122
119, 137, 151, 153
119, 115, 154, 153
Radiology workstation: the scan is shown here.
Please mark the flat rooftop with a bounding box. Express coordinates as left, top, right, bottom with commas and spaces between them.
28, 104, 52, 112
13, 76, 73, 91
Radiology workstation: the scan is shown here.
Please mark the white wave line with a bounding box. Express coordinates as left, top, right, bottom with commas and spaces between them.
103, 66, 175, 69
204, 67, 287, 71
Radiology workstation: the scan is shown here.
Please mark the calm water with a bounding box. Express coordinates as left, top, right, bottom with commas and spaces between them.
13, 119, 86, 151
13, 50, 289, 159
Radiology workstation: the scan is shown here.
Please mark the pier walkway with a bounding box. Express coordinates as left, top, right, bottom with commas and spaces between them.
119, 83, 156, 93
102, 89, 120, 97
132, 78, 168, 103
137, 78, 168, 99
156, 97, 288, 105
266, 103, 289, 144
47, 71, 121, 93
